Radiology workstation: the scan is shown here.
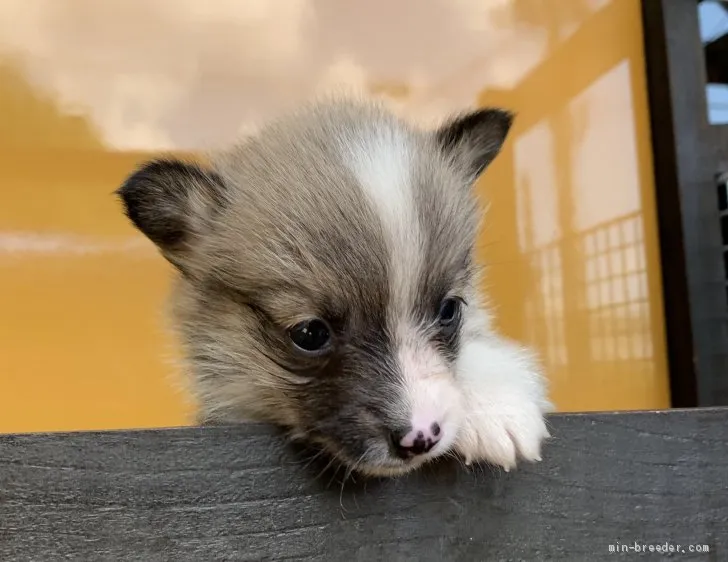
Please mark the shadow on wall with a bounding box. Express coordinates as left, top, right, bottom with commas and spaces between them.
475, 0, 668, 410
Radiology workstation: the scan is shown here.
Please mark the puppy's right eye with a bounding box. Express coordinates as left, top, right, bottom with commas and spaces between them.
289, 319, 332, 354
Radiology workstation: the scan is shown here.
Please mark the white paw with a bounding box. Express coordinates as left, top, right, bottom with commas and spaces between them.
454, 392, 551, 471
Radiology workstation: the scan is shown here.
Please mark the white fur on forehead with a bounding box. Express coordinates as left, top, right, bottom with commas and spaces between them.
336, 117, 424, 319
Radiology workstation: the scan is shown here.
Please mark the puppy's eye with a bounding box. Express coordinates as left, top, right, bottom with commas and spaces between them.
437, 297, 463, 327
289, 319, 332, 354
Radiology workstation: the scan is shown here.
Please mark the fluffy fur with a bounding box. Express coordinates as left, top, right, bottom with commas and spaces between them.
117, 97, 551, 477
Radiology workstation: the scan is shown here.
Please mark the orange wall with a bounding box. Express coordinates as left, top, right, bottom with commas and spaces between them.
0, 0, 670, 433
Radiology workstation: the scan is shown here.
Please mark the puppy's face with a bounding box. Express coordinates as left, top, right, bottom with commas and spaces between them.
118, 100, 513, 477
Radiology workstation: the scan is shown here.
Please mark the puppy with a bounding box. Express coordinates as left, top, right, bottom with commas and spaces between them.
117, 97, 551, 477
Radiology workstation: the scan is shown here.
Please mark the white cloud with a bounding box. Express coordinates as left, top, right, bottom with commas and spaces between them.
0, 0, 606, 150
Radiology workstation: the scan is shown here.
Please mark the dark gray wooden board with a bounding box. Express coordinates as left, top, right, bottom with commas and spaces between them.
1, 409, 727, 562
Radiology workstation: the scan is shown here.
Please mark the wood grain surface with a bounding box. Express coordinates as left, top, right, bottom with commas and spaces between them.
1, 409, 727, 561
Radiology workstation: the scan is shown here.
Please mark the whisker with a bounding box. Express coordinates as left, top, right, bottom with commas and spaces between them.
339, 453, 366, 513
298, 448, 326, 472
313, 455, 339, 483
325, 462, 344, 490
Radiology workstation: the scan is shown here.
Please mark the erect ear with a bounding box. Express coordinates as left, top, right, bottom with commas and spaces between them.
116, 158, 227, 268
435, 108, 514, 180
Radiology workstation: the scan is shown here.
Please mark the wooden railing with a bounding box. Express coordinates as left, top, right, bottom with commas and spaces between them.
2, 408, 726, 560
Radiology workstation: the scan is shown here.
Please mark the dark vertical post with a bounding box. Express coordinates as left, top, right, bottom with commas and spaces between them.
641, 0, 728, 406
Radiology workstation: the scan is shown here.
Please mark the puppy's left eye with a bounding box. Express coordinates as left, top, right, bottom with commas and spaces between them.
437, 297, 463, 327
289, 319, 332, 355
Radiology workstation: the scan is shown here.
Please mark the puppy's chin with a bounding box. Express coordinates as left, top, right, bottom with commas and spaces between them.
301, 435, 451, 479
335, 452, 432, 479
356, 461, 426, 478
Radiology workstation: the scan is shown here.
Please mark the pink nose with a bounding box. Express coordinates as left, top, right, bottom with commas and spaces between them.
390, 422, 442, 459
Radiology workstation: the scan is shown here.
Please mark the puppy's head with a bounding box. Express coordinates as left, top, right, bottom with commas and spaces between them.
118, 99, 513, 477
